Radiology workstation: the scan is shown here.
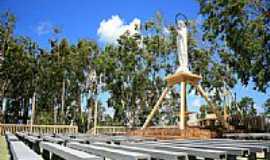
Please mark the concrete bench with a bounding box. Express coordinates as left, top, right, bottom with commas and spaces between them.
126, 142, 227, 160
162, 142, 251, 160
110, 136, 155, 144
24, 135, 42, 153
68, 138, 88, 144
147, 141, 249, 157
94, 142, 187, 160
145, 139, 270, 159
223, 133, 270, 140
6, 132, 19, 142
57, 135, 88, 144
9, 141, 43, 160
210, 143, 269, 152
40, 142, 102, 160
212, 143, 270, 159
87, 136, 112, 144
16, 132, 27, 140
43, 136, 65, 144
67, 142, 151, 160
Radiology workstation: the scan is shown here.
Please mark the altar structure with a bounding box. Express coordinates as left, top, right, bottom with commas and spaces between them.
142, 20, 219, 130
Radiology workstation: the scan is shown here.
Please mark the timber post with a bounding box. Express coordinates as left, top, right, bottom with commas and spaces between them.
180, 82, 186, 130
142, 87, 170, 129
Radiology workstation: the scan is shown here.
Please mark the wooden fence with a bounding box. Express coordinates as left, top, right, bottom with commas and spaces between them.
228, 115, 270, 132
88, 126, 130, 135
0, 124, 78, 135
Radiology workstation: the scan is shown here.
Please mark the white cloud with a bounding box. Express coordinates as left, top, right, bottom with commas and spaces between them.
36, 22, 52, 36
97, 15, 141, 45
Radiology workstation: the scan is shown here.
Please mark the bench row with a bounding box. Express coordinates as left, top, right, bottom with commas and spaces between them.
12, 132, 270, 160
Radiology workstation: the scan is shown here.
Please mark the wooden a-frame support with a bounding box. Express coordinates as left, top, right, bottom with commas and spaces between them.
141, 72, 219, 130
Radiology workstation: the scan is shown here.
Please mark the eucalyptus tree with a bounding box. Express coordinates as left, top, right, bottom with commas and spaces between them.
0, 11, 41, 123
35, 49, 59, 124
263, 98, 270, 117
69, 39, 99, 128
198, 0, 270, 92
0, 12, 16, 115
97, 36, 148, 126
97, 13, 181, 127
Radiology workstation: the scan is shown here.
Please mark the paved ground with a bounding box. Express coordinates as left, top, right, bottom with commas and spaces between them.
0, 136, 9, 160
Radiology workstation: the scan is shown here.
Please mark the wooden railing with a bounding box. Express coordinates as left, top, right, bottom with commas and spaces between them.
0, 124, 78, 135
89, 126, 130, 135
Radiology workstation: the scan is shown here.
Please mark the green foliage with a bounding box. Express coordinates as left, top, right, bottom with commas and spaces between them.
263, 98, 270, 117
0, 11, 100, 126
229, 96, 257, 118
238, 96, 257, 117
198, 0, 270, 92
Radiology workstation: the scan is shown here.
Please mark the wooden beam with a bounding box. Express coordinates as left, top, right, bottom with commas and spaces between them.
142, 87, 170, 130
195, 85, 215, 109
193, 84, 223, 123
180, 82, 186, 130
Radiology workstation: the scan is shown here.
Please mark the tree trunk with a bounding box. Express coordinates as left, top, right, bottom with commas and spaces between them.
77, 88, 82, 114
22, 98, 29, 124
30, 92, 36, 132
87, 101, 93, 131
61, 80, 65, 124
93, 99, 98, 135
54, 98, 58, 124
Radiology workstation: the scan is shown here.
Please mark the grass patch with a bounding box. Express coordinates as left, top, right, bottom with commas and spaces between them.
0, 136, 9, 160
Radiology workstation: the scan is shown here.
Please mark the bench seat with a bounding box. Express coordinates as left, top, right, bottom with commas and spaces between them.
68, 142, 150, 160
9, 141, 43, 160
94, 142, 187, 160
40, 142, 102, 160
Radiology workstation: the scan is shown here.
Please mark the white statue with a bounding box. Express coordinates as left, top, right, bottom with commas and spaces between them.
176, 20, 189, 73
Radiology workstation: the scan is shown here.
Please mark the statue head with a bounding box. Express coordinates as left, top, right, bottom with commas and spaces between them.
177, 20, 187, 31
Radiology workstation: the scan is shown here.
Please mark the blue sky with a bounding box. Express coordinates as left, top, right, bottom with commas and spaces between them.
1, 0, 269, 114
0, 0, 199, 48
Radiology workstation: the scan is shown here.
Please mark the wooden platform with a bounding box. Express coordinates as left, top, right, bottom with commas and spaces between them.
165, 72, 202, 86
127, 127, 219, 140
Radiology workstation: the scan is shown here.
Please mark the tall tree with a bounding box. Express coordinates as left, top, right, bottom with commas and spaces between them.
263, 98, 270, 117
237, 96, 257, 118
198, 0, 270, 92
